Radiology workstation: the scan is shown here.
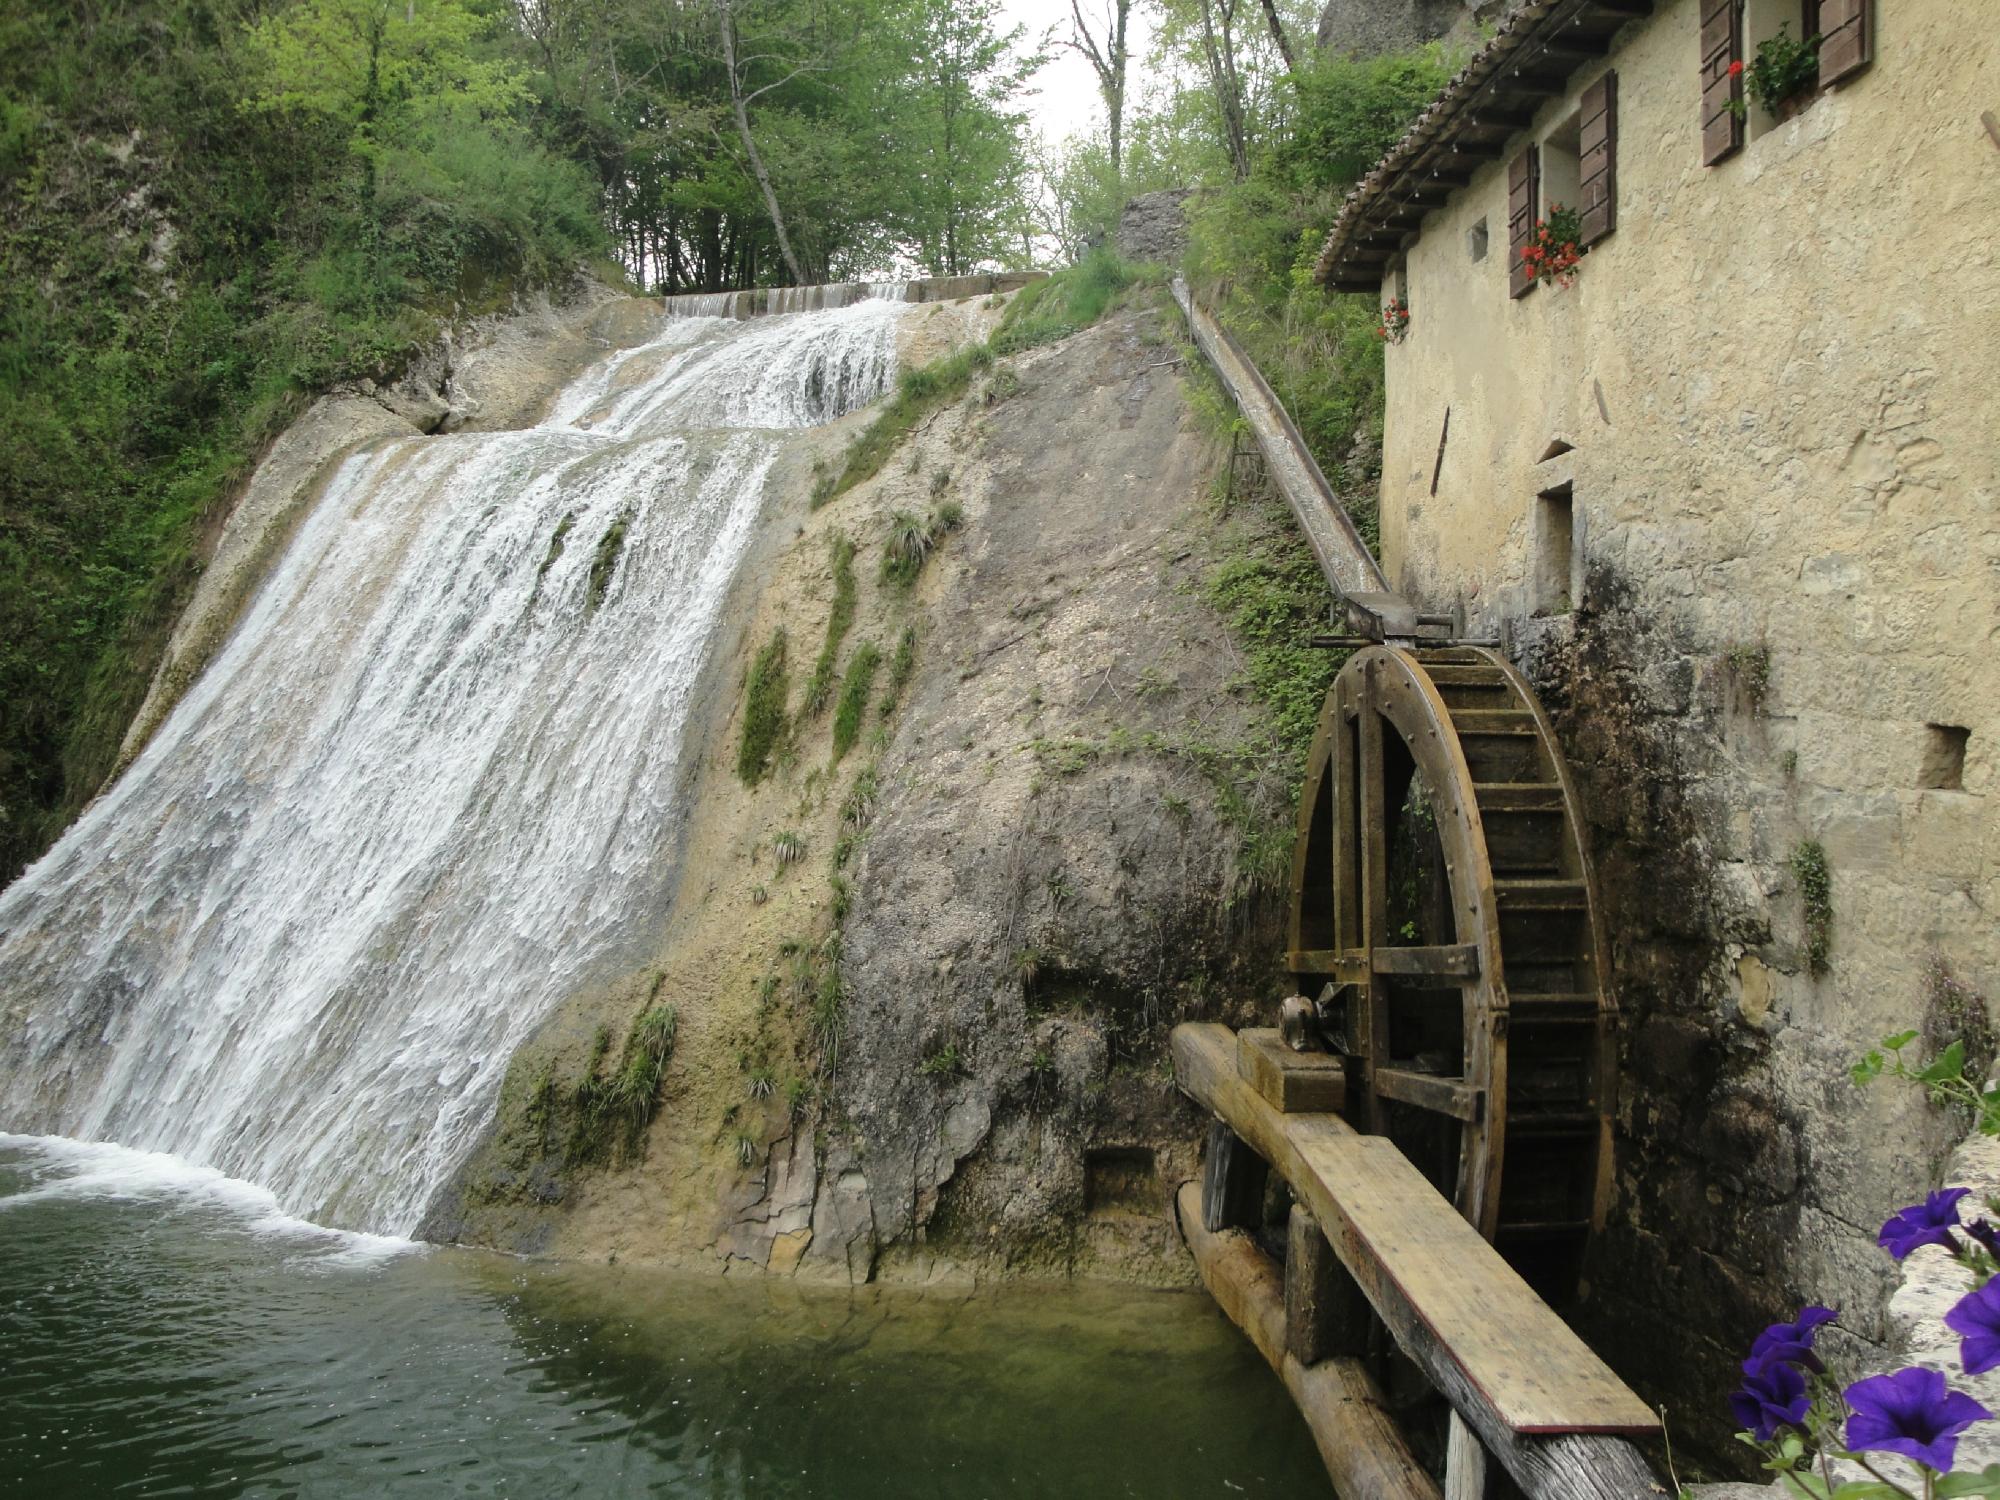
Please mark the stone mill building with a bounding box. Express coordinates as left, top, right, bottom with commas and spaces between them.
1315, 0, 1998, 1429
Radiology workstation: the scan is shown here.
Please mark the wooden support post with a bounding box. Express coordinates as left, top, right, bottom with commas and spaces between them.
1285, 1203, 1369, 1364
1202, 1118, 1268, 1233
1176, 1183, 1441, 1500
1447, 1411, 1494, 1500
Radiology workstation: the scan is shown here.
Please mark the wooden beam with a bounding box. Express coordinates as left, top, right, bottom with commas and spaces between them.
1173, 1023, 1665, 1499
1373, 943, 1481, 979
1176, 1183, 1442, 1500
1375, 1067, 1484, 1121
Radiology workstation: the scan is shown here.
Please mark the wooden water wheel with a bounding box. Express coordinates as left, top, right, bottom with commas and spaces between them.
1286, 644, 1615, 1302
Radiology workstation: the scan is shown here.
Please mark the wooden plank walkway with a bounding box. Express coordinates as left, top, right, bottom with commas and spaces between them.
1174, 1022, 1666, 1499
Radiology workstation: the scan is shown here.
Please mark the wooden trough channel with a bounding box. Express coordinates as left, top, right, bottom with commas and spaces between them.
1173, 1022, 1664, 1498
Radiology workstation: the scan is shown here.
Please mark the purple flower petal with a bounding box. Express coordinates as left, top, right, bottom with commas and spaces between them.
1751, 1305, 1839, 1370
1945, 1282, 2000, 1376
1845, 1366, 1993, 1473
1880, 1189, 1973, 1261
1732, 1355, 1812, 1442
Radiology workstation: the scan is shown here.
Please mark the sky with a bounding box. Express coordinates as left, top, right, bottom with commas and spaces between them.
996, 0, 1163, 147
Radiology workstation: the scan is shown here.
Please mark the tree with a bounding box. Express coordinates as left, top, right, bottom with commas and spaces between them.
889, 0, 1036, 275
714, 0, 810, 285
1060, 0, 1132, 181
243, 0, 529, 275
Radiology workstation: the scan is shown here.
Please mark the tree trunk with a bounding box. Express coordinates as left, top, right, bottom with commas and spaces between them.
1257, 0, 1296, 72
1196, 0, 1250, 180
717, 0, 807, 286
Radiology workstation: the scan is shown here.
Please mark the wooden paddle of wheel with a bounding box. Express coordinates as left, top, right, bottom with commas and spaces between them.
1286, 644, 1615, 1303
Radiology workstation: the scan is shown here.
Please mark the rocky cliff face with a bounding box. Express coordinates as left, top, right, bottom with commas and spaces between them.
1314, 0, 1489, 58
430, 297, 1327, 1282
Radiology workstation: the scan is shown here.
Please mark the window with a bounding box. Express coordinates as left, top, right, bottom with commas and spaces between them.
1743, 0, 1819, 137
1535, 483, 1575, 615
1467, 218, 1489, 263
1543, 113, 1583, 219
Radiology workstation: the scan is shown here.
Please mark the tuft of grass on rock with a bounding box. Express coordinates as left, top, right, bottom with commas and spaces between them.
737, 630, 790, 786
831, 642, 882, 763
804, 533, 857, 717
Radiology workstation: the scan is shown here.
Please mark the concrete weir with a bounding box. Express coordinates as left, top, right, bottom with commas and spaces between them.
659, 271, 1047, 320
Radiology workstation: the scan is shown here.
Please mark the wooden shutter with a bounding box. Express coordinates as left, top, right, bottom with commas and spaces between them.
1508, 145, 1540, 299
1700, 0, 1742, 166
1817, 0, 1871, 86
1578, 72, 1618, 247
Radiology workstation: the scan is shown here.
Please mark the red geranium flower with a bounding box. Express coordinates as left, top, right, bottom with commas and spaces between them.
1728, 59, 1744, 76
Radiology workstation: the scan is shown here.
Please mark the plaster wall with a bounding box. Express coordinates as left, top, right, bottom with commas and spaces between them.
1373, 0, 1999, 1450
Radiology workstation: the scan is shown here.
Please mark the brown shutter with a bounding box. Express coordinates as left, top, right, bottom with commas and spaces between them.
1817, 0, 1871, 86
1700, 0, 1742, 166
1508, 144, 1540, 299
1578, 72, 1617, 247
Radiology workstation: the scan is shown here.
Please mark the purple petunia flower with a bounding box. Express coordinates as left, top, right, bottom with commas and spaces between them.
1730, 1354, 1812, 1442
1844, 1366, 1992, 1472
1751, 1305, 1839, 1371
1879, 1188, 1973, 1261
1946, 1281, 2000, 1376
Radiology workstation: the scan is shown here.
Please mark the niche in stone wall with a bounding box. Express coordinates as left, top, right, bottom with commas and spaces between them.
1535, 482, 1576, 616
1921, 724, 1971, 791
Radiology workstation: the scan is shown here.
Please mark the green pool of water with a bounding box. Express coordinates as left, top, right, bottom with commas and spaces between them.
0, 1136, 1331, 1497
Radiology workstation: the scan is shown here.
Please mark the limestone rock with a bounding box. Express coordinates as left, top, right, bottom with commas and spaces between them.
1114, 189, 1195, 266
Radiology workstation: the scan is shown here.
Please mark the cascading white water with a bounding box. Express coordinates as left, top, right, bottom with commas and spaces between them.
0, 297, 910, 1236
658, 279, 918, 319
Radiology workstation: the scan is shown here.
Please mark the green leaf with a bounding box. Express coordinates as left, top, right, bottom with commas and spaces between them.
1828, 1484, 1905, 1500
1919, 1041, 1968, 1084
1852, 1052, 1884, 1085
1883, 1030, 1920, 1051
1937, 1467, 2000, 1498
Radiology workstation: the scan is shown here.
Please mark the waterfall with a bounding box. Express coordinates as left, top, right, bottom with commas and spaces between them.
0, 297, 911, 1236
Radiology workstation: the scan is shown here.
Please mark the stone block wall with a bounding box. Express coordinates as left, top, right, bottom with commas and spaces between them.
1367, 0, 1998, 1456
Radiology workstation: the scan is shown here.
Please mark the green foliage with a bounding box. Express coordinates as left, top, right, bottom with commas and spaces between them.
1790, 840, 1833, 977
992, 250, 1154, 355
1854, 962, 1999, 1132
0, 0, 604, 878
586, 511, 633, 613
1730, 24, 1822, 117
832, 642, 883, 763
738, 630, 791, 786
878, 626, 919, 718
804, 532, 858, 717
919, 1043, 962, 1077
1273, 48, 1460, 192
1204, 505, 1343, 767
1172, 44, 1452, 495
